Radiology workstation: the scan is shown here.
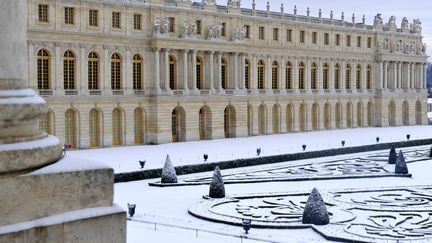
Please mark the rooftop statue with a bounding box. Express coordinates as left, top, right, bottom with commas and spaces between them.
412, 19, 422, 34
387, 16, 397, 31
401, 17, 409, 33
374, 13, 383, 29
227, 0, 241, 8
202, 0, 216, 6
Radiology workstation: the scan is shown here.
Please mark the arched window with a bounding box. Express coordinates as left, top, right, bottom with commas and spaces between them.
39, 110, 53, 134
356, 64, 362, 90
299, 104, 306, 132
334, 64, 341, 90
312, 103, 319, 131
357, 102, 363, 127
63, 50, 75, 90
37, 49, 50, 90
134, 108, 144, 144
286, 62, 292, 90
65, 109, 77, 148
272, 104, 280, 134
245, 59, 251, 89
345, 64, 351, 90
133, 54, 143, 90
272, 61, 279, 90
112, 108, 123, 145
221, 58, 228, 89
172, 107, 186, 142
89, 109, 101, 147
88, 52, 99, 90
366, 65, 372, 90
346, 103, 353, 128
367, 102, 374, 127
247, 105, 253, 135
258, 60, 265, 90
169, 55, 177, 90
402, 101, 409, 125
299, 62, 305, 90
224, 105, 236, 138
258, 104, 266, 135
311, 62, 318, 90
335, 103, 342, 129
324, 103, 331, 130
323, 63, 329, 90
196, 57, 203, 90
286, 104, 294, 132
388, 101, 396, 126
111, 53, 122, 90
416, 101, 422, 125
199, 106, 212, 140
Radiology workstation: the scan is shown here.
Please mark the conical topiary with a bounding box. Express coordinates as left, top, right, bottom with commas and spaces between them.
395, 150, 409, 174
388, 144, 397, 164
161, 155, 177, 183
209, 166, 225, 198
302, 188, 329, 225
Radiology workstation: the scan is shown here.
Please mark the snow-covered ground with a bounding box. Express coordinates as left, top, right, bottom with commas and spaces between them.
70, 126, 432, 173
114, 146, 432, 243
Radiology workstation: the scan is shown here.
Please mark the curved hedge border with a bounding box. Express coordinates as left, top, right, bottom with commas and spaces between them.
115, 138, 432, 183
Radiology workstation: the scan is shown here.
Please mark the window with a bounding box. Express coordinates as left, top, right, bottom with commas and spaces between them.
88, 52, 99, 90
245, 59, 250, 89
257, 60, 265, 89
169, 55, 176, 90
169, 17, 175, 32
221, 22, 226, 37
39, 111, 53, 134
346, 35, 351, 47
357, 36, 362, 48
64, 7, 74, 25
300, 30, 305, 43
221, 58, 228, 89
89, 10, 98, 27
356, 65, 361, 89
89, 109, 100, 147
367, 37, 372, 48
345, 64, 351, 90
38, 4, 49, 23
244, 25, 250, 39
63, 51, 75, 90
259, 26, 265, 40
196, 20, 202, 35
335, 34, 341, 46
37, 49, 50, 90
134, 14, 142, 30
112, 108, 122, 145
111, 53, 121, 90
312, 32, 317, 44
311, 63, 317, 90
133, 54, 142, 90
272, 61, 279, 89
65, 109, 77, 148
367, 65, 372, 89
334, 64, 340, 89
112, 12, 121, 29
273, 28, 279, 41
196, 57, 203, 90
286, 62, 292, 90
134, 108, 144, 145
323, 63, 329, 89
324, 33, 329, 45
287, 29, 292, 42
299, 62, 305, 90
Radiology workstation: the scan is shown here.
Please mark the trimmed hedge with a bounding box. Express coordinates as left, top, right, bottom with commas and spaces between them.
115, 138, 432, 183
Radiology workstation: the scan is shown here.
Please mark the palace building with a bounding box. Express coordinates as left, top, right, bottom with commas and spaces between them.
28, 0, 428, 148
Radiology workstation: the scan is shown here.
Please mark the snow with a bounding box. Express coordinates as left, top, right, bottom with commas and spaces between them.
69, 126, 432, 174
0, 135, 59, 152
114, 146, 432, 243
0, 88, 37, 97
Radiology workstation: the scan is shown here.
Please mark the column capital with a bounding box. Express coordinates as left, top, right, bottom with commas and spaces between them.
151, 47, 161, 52
182, 49, 189, 53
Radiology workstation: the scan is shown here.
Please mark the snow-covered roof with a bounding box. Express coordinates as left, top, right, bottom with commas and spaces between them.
428, 98, 432, 104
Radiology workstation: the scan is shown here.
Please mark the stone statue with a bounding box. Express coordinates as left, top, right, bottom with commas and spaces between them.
384, 38, 389, 50
191, 20, 198, 35
387, 16, 396, 31
202, 0, 216, 5
217, 22, 223, 37
412, 19, 422, 34
154, 16, 161, 34
374, 13, 383, 29
208, 24, 219, 39
232, 25, 246, 41
181, 21, 189, 37
420, 43, 427, 54
162, 17, 169, 34
227, 0, 240, 8
401, 17, 409, 32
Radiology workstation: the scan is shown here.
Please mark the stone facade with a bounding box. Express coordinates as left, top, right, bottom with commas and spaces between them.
28, 0, 428, 148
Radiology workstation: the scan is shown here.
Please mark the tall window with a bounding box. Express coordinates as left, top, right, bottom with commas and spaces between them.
196, 20, 202, 35
273, 28, 279, 41
311, 63, 317, 90
299, 62, 305, 90
335, 34, 341, 46
111, 53, 121, 90
259, 26, 265, 40
221, 22, 227, 37
39, 111, 53, 134
65, 109, 77, 148
346, 35, 352, 47
169, 55, 176, 90
38, 4, 49, 23
356, 64, 362, 90
245, 59, 250, 89
88, 52, 99, 90
287, 29, 292, 42
357, 36, 362, 48
196, 57, 203, 90
112, 12, 120, 29
367, 37, 372, 48
286, 62, 292, 90
324, 33, 329, 45
134, 108, 144, 144
345, 64, 351, 90
221, 58, 228, 89
272, 61, 279, 89
244, 25, 250, 38
258, 60, 265, 90
89, 109, 100, 147
323, 63, 329, 90
63, 51, 75, 90
300, 30, 305, 43
168, 17, 175, 32
89, 10, 98, 27
133, 14, 142, 30
112, 108, 122, 145
37, 49, 50, 90
334, 64, 340, 90
312, 32, 317, 44
367, 65, 372, 89
64, 7, 74, 25
133, 54, 143, 90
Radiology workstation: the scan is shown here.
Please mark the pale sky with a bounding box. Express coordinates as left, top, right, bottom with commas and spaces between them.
216, 0, 432, 61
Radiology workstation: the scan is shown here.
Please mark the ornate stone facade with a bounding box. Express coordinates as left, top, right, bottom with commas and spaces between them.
27, 0, 428, 148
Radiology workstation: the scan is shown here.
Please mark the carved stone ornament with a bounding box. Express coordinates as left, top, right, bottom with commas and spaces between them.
227, 0, 240, 8
202, 0, 216, 6
374, 13, 383, 30
387, 16, 397, 31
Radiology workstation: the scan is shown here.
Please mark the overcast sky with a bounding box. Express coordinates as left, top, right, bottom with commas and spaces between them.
216, 0, 432, 61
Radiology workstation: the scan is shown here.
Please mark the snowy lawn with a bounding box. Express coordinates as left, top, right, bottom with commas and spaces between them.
70, 126, 432, 173
114, 146, 432, 243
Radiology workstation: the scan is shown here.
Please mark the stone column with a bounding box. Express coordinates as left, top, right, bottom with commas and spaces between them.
383, 61, 388, 89
0, 0, 62, 173
330, 59, 335, 91
267, 55, 272, 91
252, 54, 257, 92
152, 48, 161, 92
191, 50, 197, 91
233, 52, 239, 90
397, 62, 402, 89
209, 51, 214, 91
164, 49, 170, 90
306, 58, 311, 91
216, 52, 222, 91
409, 62, 413, 89
281, 56, 286, 91
182, 49, 188, 91
293, 58, 298, 92
423, 63, 427, 89
240, 54, 246, 90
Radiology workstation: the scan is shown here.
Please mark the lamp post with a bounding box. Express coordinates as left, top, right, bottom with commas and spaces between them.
242, 219, 251, 234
